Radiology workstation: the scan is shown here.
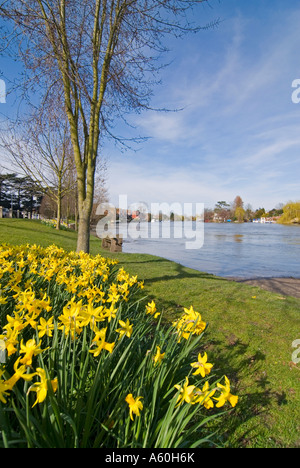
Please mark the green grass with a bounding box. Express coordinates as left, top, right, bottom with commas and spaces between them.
1, 218, 300, 447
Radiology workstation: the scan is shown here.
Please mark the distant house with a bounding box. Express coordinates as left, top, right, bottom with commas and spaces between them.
253, 217, 281, 224
261, 217, 281, 224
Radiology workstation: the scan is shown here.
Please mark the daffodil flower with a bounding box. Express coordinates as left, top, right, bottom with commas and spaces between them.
37, 316, 54, 338
190, 352, 213, 377
145, 300, 160, 318
1, 328, 19, 356
173, 306, 206, 342
125, 393, 143, 420
116, 319, 133, 339
19, 339, 44, 366
104, 304, 118, 322
192, 382, 216, 409
79, 300, 105, 328
58, 298, 83, 338
0, 370, 10, 404
214, 376, 238, 408
90, 327, 115, 356
29, 368, 58, 407
174, 377, 196, 406
153, 346, 165, 365
4, 313, 25, 332
6, 357, 36, 389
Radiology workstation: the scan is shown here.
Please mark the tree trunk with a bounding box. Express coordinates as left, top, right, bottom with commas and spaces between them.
77, 210, 91, 253
56, 197, 61, 230
56, 184, 62, 230
76, 161, 95, 253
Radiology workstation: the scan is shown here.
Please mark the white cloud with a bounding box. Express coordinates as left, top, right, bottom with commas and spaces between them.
136, 111, 190, 143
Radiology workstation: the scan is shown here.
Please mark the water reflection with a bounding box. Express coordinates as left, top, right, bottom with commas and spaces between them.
234, 234, 244, 243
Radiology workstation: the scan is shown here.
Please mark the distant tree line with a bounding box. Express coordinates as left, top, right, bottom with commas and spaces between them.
0, 169, 108, 228
204, 196, 284, 223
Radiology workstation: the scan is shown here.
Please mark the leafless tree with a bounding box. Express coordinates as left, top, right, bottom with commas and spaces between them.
1, 108, 76, 229
0, 0, 217, 252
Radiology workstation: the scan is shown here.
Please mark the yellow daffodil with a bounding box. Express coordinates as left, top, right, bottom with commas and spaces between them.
118, 282, 129, 294
35, 293, 52, 313
173, 306, 206, 342
190, 352, 213, 377
106, 291, 120, 303
104, 304, 118, 323
37, 316, 55, 338
23, 310, 41, 330
174, 377, 196, 406
58, 298, 83, 338
6, 357, 36, 389
128, 275, 138, 286
145, 300, 160, 319
192, 382, 216, 409
29, 368, 58, 407
0, 370, 10, 404
153, 346, 165, 365
79, 300, 105, 328
214, 376, 238, 408
0, 296, 7, 305
117, 268, 130, 282
1, 329, 19, 357
116, 319, 133, 339
4, 313, 25, 332
19, 338, 44, 366
79, 286, 105, 302
90, 327, 115, 356
125, 393, 143, 420
191, 382, 216, 409
14, 288, 35, 313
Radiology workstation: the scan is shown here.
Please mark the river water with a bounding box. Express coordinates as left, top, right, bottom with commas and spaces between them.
119, 222, 300, 279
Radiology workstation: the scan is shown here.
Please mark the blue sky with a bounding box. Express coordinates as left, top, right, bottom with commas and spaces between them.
106, 0, 300, 212
1, 0, 300, 213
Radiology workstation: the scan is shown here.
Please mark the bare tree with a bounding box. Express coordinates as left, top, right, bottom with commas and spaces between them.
0, 0, 217, 252
1, 109, 75, 229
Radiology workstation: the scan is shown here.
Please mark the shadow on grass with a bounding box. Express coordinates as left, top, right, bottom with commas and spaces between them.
119, 256, 229, 284
205, 338, 288, 447
144, 288, 289, 447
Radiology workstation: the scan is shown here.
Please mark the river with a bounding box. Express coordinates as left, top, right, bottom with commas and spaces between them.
118, 222, 300, 279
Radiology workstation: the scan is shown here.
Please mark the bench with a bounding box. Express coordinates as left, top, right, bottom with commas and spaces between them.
102, 235, 123, 252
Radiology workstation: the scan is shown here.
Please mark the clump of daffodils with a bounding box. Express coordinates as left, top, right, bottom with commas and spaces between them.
172, 307, 238, 411
173, 306, 206, 342
0, 244, 141, 409
0, 243, 238, 448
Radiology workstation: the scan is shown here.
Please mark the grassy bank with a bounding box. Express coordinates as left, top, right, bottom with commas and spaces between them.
1, 219, 300, 447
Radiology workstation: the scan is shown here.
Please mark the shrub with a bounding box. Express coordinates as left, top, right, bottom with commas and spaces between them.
0, 244, 237, 448
277, 201, 300, 224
